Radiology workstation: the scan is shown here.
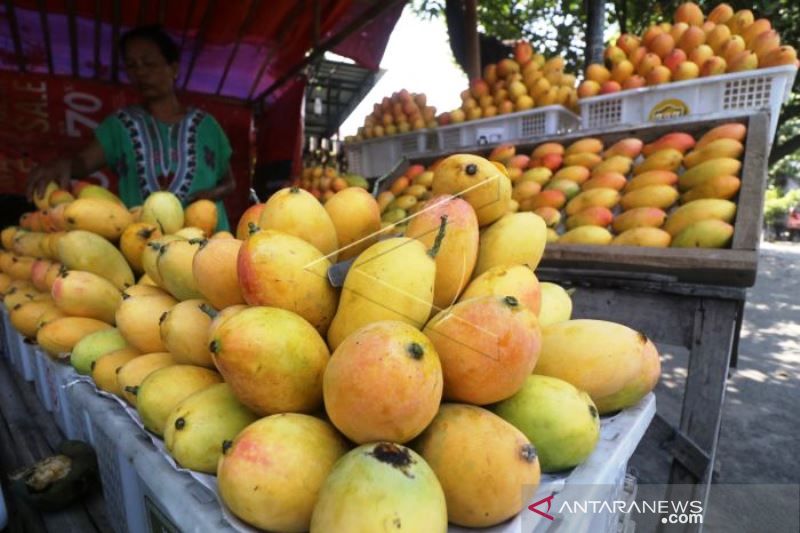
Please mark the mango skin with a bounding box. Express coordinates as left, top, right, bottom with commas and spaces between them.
591, 155, 632, 176
565, 206, 614, 229
495, 375, 600, 472
565, 188, 620, 216
141, 191, 185, 234
259, 187, 339, 260
475, 212, 547, 276
671, 219, 734, 248
57, 230, 135, 290
159, 299, 215, 367
612, 207, 667, 233
582, 172, 627, 191
37, 317, 113, 357
120, 223, 162, 274
164, 383, 258, 474
633, 148, 683, 174
136, 364, 222, 436
424, 295, 541, 405
664, 199, 737, 236
115, 294, 178, 353
678, 157, 742, 190
412, 404, 540, 528
695, 123, 746, 149
184, 199, 217, 236
620, 184, 679, 211
116, 352, 175, 406
220, 414, 350, 533
51, 270, 122, 324
92, 350, 139, 396
460, 264, 541, 314
141, 235, 183, 287
324, 321, 442, 444
612, 227, 672, 247
324, 188, 381, 261
683, 139, 744, 168
211, 307, 330, 415
9, 300, 57, 339
157, 239, 204, 301
71, 328, 131, 375
327, 237, 435, 350
431, 154, 512, 226
64, 198, 133, 240
538, 282, 572, 327
680, 175, 741, 203
624, 170, 678, 192
558, 226, 613, 245
534, 319, 660, 414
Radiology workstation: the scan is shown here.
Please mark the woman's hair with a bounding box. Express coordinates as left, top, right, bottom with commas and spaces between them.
120, 25, 180, 64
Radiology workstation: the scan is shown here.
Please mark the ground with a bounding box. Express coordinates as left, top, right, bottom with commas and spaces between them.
629, 242, 800, 531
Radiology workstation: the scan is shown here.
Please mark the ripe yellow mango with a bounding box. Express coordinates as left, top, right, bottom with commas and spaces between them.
633, 148, 683, 175
558, 226, 613, 245
51, 270, 122, 324
159, 299, 215, 367
553, 165, 590, 184
562, 152, 602, 169
117, 352, 176, 406
678, 157, 741, 190
77, 185, 124, 205
620, 185, 679, 211
611, 227, 672, 247
612, 207, 667, 232
174, 227, 206, 240
141, 235, 183, 287
157, 239, 204, 301
475, 212, 547, 276
115, 294, 178, 353
680, 175, 741, 203
184, 199, 218, 236
671, 219, 734, 248
71, 329, 131, 375
591, 156, 633, 176
12, 232, 46, 259
327, 236, 436, 350
238, 230, 337, 335
57, 230, 134, 290
538, 282, 572, 327
695, 123, 747, 149
565, 137, 603, 155
683, 139, 744, 168
664, 199, 737, 236
92, 350, 140, 396
192, 238, 244, 310
624, 170, 678, 192
259, 187, 339, 260
565, 188, 620, 216
460, 264, 541, 314
64, 198, 133, 240
582, 172, 627, 191
431, 154, 512, 226
565, 206, 614, 229
10, 300, 58, 338
141, 191, 185, 234
36, 316, 113, 357
324, 188, 381, 261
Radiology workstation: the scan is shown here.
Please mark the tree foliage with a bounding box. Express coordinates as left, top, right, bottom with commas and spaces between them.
413, 0, 800, 173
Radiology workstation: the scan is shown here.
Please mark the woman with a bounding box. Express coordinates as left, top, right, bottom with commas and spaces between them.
26, 25, 236, 231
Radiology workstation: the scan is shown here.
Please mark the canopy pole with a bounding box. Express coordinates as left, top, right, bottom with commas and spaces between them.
66, 0, 79, 76
4, 0, 26, 73
182, 0, 218, 90
585, 0, 606, 66
464, 0, 480, 80
36, 0, 54, 74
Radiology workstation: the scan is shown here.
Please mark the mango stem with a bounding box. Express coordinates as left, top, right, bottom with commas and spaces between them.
427, 215, 448, 259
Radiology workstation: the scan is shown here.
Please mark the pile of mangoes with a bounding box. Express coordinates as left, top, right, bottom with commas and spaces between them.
292, 165, 369, 202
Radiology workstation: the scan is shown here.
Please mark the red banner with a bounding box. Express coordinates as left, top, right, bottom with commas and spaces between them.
0, 72, 253, 223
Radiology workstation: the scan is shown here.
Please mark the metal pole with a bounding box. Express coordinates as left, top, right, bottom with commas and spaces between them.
464, 0, 480, 80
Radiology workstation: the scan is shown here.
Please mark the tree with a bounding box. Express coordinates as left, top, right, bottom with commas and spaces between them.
414, 0, 800, 173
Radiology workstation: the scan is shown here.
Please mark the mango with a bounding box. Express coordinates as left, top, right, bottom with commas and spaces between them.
633, 148, 683, 174
708, 3, 733, 24
664, 198, 737, 236
327, 234, 437, 349
9, 300, 57, 338
137, 273, 158, 286
544, 179, 580, 199
495, 375, 600, 472
324, 188, 381, 261
527, 190, 566, 210
164, 383, 258, 474
535, 319, 660, 413
159, 299, 215, 367
238, 230, 337, 335
35, 306, 67, 331
583, 172, 627, 191
33, 181, 59, 210
552, 165, 590, 184
603, 137, 643, 159
123, 284, 169, 299
405, 196, 479, 311
36, 317, 112, 357
761, 45, 797, 68
565, 188, 620, 216
191, 238, 244, 310
681, 158, 741, 191
117, 352, 175, 406
174, 227, 206, 240
533, 206, 561, 227
141, 191, 185, 234
0, 272, 11, 293
695, 123, 746, 149
684, 139, 744, 169
207, 304, 247, 340
621, 185, 679, 210
30, 260, 53, 292
591, 155, 633, 176
51, 270, 122, 324
70, 328, 131, 375
413, 404, 540, 528
141, 235, 183, 287
520, 167, 552, 185
531, 142, 565, 159
157, 239, 204, 301
612, 227, 672, 247
324, 321, 442, 443
681, 175, 741, 203
431, 154, 512, 226
77, 185, 124, 205
136, 365, 222, 435
565, 206, 614, 229
538, 282, 572, 327
64, 198, 132, 240
460, 264, 540, 314
183, 199, 217, 236
642, 132, 695, 155
625, 170, 679, 192
218, 415, 349, 532
558, 226, 613, 245
475, 212, 547, 276
612, 207, 667, 232
671, 219, 734, 248
565, 137, 603, 155
115, 294, 178, 353
424, 295, 541, 405
92, 350, 139, 396
57, 230, 134, 290
12, 233, 46, 259
562, 152, 602, 169
259, 187, 339, 259
211, 307, 330, 415
1, 227, 18, 250
235, 204, 264, 240
546, 228, 559, 243
751, 30, 781, 61
311, 442, 445, 533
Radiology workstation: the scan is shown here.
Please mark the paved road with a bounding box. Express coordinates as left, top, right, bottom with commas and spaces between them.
629, 242, 800, 531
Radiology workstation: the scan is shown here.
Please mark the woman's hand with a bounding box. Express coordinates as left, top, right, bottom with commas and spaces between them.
26, 158, 72, 202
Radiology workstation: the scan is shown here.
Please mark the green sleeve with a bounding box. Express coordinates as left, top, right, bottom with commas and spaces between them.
205, 115, 233, 182
94, 114, 125, 168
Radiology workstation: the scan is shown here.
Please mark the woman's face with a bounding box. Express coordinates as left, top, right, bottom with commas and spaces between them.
124, 38, 178, 101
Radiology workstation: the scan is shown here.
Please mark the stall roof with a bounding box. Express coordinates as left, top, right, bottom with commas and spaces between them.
0, 0, 404, 104
305, 57, 384, 138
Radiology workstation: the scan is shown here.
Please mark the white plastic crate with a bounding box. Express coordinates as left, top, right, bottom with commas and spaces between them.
15, 334, 36, 381
579, 65, 797, 145
346, 130, 434, 178
40, 350, 82, 438
32, 349, 54, 412
436, 105, 581, 152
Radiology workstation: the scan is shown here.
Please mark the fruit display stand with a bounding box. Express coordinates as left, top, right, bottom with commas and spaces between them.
579, 65, 797, 147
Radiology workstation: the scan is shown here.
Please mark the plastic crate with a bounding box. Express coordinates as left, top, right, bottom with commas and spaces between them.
436, 105, 581, 152
15, 334, 36, 381
346, 130, 435, 178
0, 310, 12, 361
41, 351, 82, 438
579, 65, 797, 145
32, 350, 54, 412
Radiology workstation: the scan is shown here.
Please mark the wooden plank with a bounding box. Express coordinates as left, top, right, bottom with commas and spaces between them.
731, 112, 769, 250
